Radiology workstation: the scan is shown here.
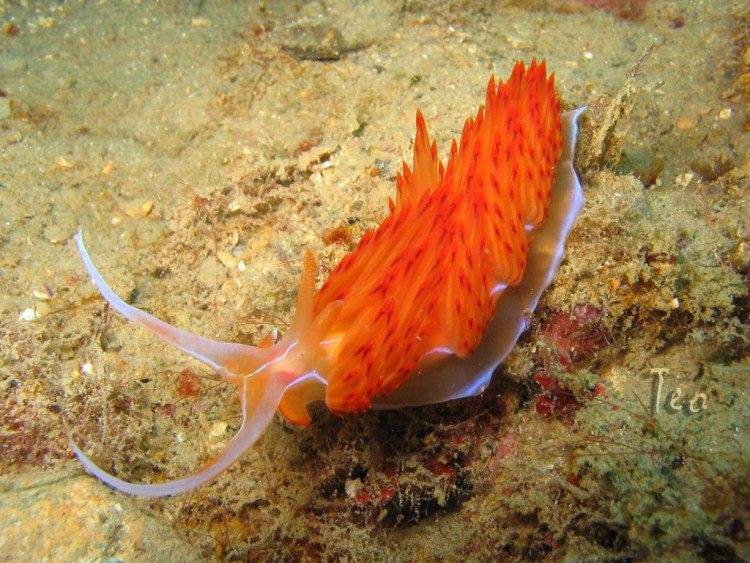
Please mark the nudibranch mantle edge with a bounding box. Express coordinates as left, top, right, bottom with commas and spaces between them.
374, 107, 585, 408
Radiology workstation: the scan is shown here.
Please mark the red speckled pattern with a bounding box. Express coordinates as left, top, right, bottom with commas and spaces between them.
315, 60, 562, 413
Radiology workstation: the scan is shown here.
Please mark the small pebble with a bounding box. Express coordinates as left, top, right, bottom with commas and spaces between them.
675, 117, 696, 130
54, 156, 75, 169
209, 421, 228, 438
125, 201, 154, 218
674, 172, 695, 187
19, 308, 40, 321
218, 251, 237, 269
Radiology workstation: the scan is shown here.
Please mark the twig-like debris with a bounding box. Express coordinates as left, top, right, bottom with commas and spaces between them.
578, 38, 659, 172
173, 174, 220, 309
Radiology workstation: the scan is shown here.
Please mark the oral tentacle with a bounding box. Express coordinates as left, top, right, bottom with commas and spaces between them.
77, 231, 262, 381
67, 371, 302, 496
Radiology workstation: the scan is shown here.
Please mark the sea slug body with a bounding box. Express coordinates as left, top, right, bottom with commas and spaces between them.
72, 59, 585, 496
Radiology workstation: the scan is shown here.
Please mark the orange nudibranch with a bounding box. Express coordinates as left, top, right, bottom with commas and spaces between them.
316, 59, 563, 414
72, 59, 585, 496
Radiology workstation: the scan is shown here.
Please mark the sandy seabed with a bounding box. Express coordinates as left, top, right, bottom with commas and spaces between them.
1, 0, 748, 560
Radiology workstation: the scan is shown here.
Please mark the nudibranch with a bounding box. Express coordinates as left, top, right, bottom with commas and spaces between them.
72, 59, 584, 496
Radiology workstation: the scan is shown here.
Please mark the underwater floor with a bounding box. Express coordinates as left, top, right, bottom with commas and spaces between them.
1, 0, 748, 560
